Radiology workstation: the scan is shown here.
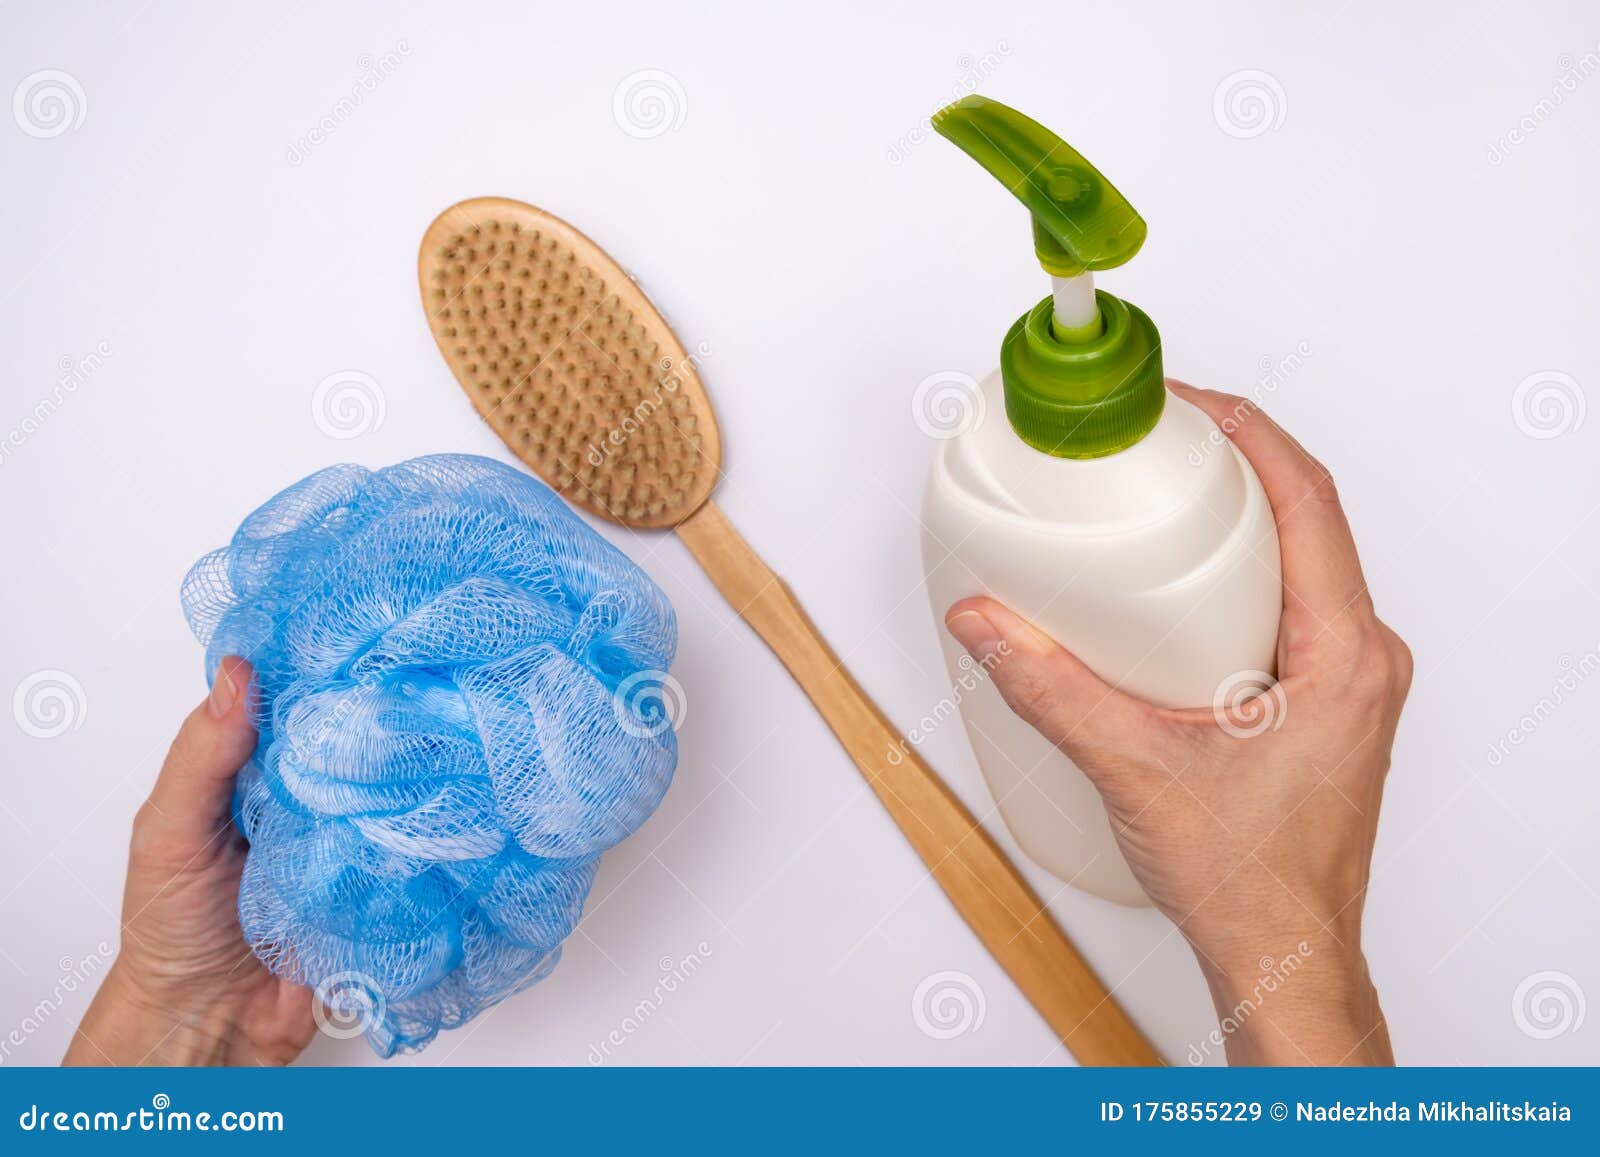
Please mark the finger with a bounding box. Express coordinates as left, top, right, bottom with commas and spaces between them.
944, 598, 1162, 779
239, 979, 319, 1066
1168, 381, 1373, 640
138, 657, 258, 863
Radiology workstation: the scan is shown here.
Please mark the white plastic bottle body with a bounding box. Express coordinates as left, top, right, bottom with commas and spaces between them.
921, 372, 1282, 906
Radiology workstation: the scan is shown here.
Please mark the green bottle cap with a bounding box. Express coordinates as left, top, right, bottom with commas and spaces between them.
932, 95, 1164, 459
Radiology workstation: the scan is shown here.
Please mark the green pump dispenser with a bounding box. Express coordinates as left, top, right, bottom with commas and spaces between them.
932, 95, 1165, 459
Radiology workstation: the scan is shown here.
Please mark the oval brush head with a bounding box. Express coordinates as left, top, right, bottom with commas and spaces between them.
418, 197, 721, 529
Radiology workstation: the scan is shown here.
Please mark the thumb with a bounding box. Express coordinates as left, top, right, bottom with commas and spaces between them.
944, 598, 1157, 776
135, 656, 258, 866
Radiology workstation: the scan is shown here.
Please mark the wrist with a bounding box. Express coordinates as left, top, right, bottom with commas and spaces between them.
1193, 938, 1391, 1066
64, 962, 238, 1066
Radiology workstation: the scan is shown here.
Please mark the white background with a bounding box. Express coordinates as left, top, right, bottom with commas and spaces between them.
2, 0, 1598, 1066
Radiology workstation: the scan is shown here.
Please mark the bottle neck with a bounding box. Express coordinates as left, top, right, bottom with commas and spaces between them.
1000, 289, 1166, 459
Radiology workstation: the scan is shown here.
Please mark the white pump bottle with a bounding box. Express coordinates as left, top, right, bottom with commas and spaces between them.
920, 96, 1282, 906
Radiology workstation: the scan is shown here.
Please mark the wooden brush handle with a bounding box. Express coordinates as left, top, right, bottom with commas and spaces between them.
675, 501, 1161, 1066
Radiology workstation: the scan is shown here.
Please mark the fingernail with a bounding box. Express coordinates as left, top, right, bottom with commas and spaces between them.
208, 661, 238, 720
946, 609, 1004, 664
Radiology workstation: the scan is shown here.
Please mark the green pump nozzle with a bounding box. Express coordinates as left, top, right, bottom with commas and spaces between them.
932, 95, 1165, 459
931, 94, 1146, 281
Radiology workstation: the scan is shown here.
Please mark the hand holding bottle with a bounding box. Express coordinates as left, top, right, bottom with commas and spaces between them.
945, 382, 1411, 1066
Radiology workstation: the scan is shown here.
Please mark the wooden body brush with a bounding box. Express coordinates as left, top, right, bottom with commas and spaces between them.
418, 197, 1160, 1066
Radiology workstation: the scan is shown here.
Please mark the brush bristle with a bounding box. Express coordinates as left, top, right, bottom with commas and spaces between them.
420, 201, 719, 529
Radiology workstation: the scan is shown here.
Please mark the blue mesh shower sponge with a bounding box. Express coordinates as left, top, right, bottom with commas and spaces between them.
180, 454, 679, 1056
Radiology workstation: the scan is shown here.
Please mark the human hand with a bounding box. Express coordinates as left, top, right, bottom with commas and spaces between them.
63, 658, 315, 1066
944, 381, 1410, 1066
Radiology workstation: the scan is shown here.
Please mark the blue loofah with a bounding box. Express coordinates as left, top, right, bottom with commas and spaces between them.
180, 454, 679, 1056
